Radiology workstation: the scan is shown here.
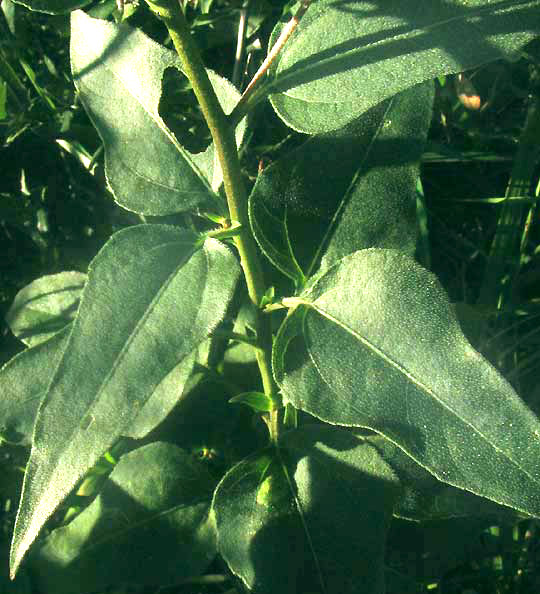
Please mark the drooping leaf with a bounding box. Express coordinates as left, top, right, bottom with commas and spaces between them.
364, 433, 524, 522
269, 0, 540, 132
70, 11, 245, 215
213, 424, 399, 594
12, 0, 91, 14
273, 249, 540, 518
9, 224, 240, 577
249, 83, 433, 283
30, 442, 216, 594
5, 272, 86, 347
0, 329, 69, 446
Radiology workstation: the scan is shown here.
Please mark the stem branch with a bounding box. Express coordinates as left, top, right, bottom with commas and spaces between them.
230, 0, 312, 127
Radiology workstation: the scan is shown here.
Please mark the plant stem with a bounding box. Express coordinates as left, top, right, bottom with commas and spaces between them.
144, 0, 280, 440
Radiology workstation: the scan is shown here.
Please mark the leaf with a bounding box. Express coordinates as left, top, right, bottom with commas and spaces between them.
0, 329, 69, 446
70, 11, 245, 215
0, 332, 203, 447
273, 249, 540, 518
5, 272, 86, 347
9, 224, 240, 577
249, 82, 433, 283
213, 424, 399, 594
364, 434, 524, 522
12, 0, 91, 14
229, 391, 275, 412
125, 352, 198, 440
30, 442, 216, 594
269, 0, 540, 133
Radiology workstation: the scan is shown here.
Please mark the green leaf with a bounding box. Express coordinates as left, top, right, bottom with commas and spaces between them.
270, 91, 363, 135
365, 434, 523, 522
9, 224, 240, 577
269, 0, 540, 133
125, 352, 198, 440
273, 249, 540, 518
30, 442, 216, 594
5, 272, 86, 347
0, 80, 7, 120
0, 329, 69, 446
213, 424, 399, 594
70, 11, 245, 215
229, 391, 275, 412
249, 83, 433, 283
12, 0, 91, 14
0, 331, 202, 447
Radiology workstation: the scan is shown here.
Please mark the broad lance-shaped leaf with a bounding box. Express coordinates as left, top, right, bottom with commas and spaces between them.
12, 0, 91, 14
249, 82, 433, 284
5, 271, 86, 347
10, 224, 240, 577
30, 442, 216, 594
273, 249, 540, 517
213, 425, 399, 594
269, 0, 540, 133
70, 11, 245, 215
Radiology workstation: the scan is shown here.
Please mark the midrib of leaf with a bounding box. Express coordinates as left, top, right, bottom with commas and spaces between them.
276, 449, 327, 594
302, 300, 540, 489
304, 98, 394, 278
80, 241, 198, 424
249, 199, 304, 282
78, 62, 212, 194
274, 0, 532, 99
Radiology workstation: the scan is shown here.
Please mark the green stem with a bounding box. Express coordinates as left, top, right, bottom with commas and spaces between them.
144, 0, 279, 440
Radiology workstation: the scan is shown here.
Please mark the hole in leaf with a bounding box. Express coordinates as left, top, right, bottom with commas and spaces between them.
158, 67, 212, 154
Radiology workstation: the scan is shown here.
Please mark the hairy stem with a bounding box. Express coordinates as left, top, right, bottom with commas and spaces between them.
144, 0, 280, 440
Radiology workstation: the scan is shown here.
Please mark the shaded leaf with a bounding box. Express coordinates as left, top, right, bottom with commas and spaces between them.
12, 0, 91, 14
364, 433, 524, 522
250, 83, 433, 282
30, 442, 216, 594
10, 224, 240, 577
70, 11, 244, 215
213, 424, 399, 594
229, 391, 275, 412
5, 272, 86, 347
0, 329, 69, 446
270, 0, 540, 132
273, 249, 540, 517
